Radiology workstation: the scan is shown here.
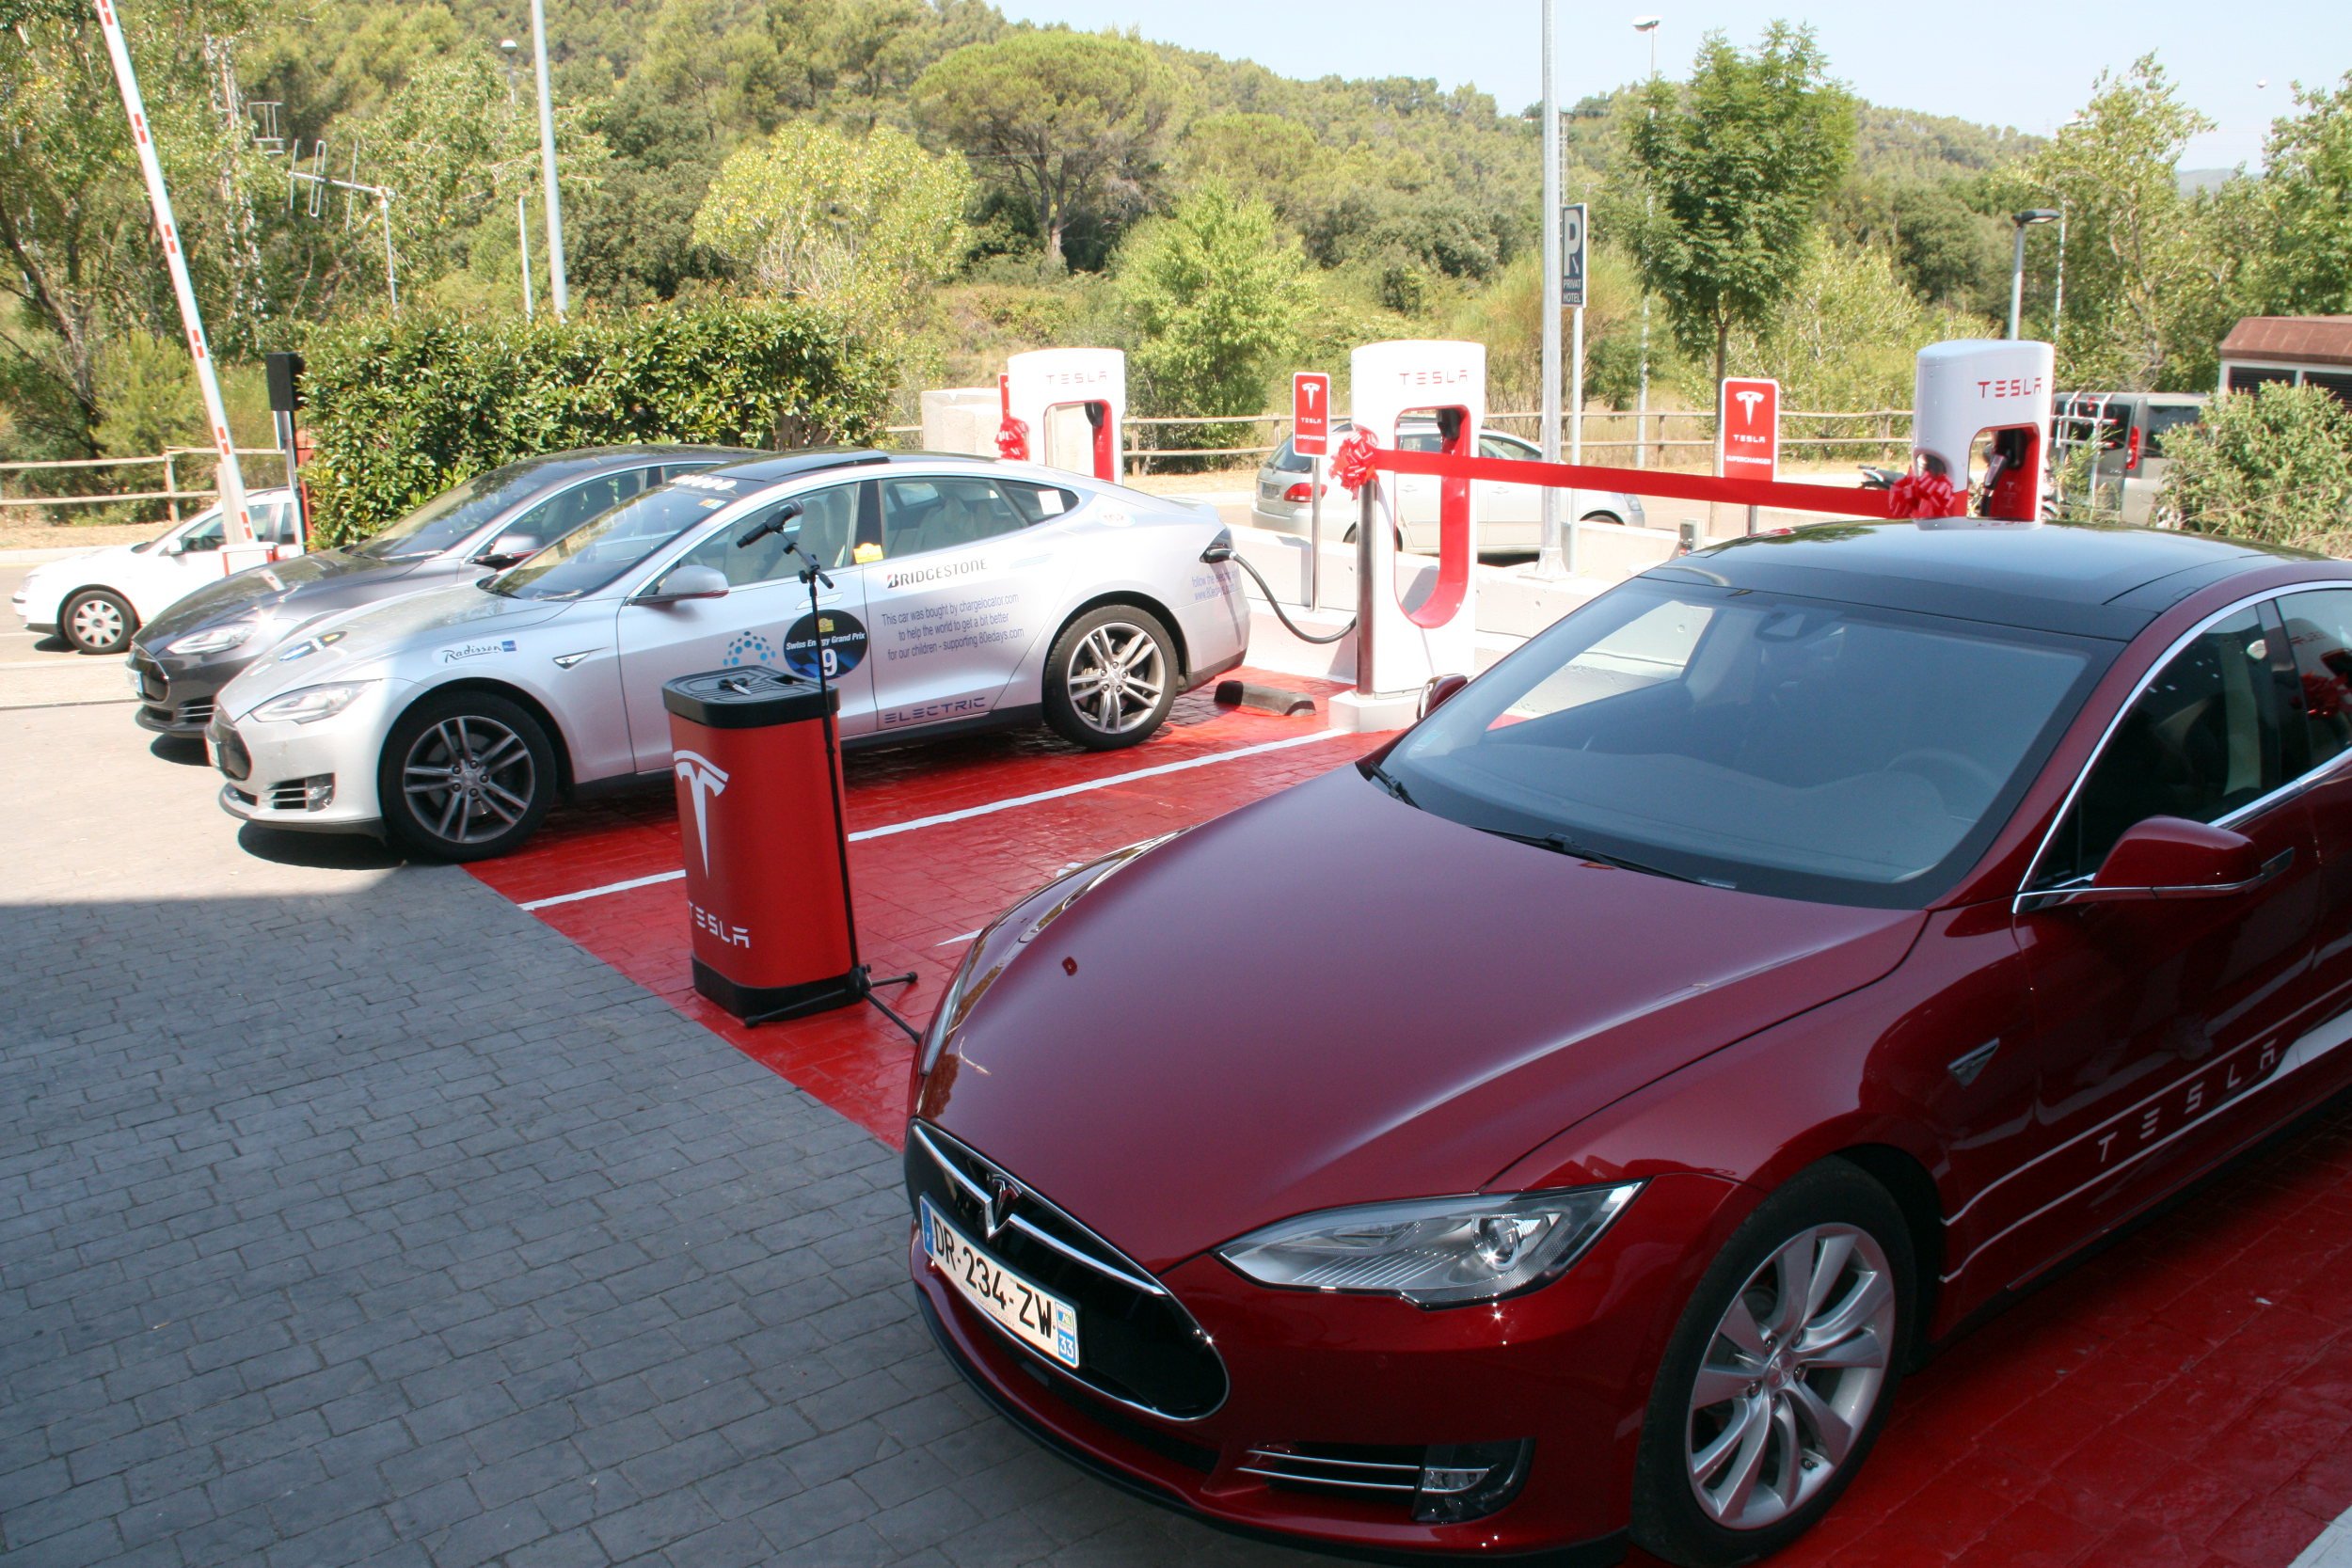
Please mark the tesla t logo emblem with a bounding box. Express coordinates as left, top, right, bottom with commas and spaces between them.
984, 1174, 1022, 1240
1734, 389, 1765, 422
674, 749, 729, 873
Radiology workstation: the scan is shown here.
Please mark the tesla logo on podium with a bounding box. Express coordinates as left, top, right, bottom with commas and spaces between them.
1719, 377, 1781, 482
674, 749, 730, 872
1293, 372, 1330, 457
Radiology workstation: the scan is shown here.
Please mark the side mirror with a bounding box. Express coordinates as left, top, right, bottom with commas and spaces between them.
1418, 673, 1470, 719
634, 563, 730, 605
474, 531, 543, 568
2023, 816, 2287, 910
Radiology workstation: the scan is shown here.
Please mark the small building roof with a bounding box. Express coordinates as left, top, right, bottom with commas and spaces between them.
2218, 315, 2352, 368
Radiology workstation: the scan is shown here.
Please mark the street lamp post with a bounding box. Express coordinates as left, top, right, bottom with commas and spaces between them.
529, 0, 569, 321
1538, 0, 1564, 574
500, 40, 533, 321
2009, 208, 2059, 340
1632, 16, 1661, 468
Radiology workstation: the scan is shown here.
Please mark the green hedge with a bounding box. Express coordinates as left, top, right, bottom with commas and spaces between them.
300, 301, 895, 543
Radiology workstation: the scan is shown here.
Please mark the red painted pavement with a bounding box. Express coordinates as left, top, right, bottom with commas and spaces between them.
465, 667, 2352, 1568
465, 670, 1378, 1143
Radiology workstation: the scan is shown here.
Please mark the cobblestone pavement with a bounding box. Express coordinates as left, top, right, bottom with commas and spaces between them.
0, 702, 1320, 1568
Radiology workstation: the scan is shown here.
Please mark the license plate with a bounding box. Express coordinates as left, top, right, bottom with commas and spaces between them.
921, 1196, 1080, 1369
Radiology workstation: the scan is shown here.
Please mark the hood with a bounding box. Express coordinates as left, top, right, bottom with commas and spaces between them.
917, 767, 1923, 1273
138, 548, 419, 645
222, 583, 571, 713
24, 545, 121, 582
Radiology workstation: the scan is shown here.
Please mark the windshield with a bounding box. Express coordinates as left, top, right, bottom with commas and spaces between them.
485, 480, 739, 599
1382, 581, 2107, 907
354, 456, 605, 560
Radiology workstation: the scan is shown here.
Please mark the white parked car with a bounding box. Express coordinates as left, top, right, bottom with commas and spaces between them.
207, 450, 1250, 860
12, 490, 300, 654
1251, 420, 1645, 552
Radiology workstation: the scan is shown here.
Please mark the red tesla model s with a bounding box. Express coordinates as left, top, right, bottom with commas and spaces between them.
906, 518, 2352, 1566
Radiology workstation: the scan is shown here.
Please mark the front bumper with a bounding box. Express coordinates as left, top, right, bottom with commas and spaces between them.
208, 682, 403, 833
906, 1127, 1741, 1560
11, 582, 56, 636
129, 648, 248, 736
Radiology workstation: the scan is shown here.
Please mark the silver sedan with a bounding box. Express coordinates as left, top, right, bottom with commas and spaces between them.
1251, 419, 1645, 553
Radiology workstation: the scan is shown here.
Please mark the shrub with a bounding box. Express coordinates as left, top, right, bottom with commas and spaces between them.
300, 300, 893, 542
2163, 382, 2352, 552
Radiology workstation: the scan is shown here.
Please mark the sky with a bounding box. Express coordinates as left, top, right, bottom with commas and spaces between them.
996, 0, 2351, 171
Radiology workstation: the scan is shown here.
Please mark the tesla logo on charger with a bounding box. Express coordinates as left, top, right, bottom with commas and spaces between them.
674, 749, 729, 873
690, 900, 750, 947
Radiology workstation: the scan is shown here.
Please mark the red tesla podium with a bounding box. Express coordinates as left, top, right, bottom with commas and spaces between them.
661, 667, 914, 1033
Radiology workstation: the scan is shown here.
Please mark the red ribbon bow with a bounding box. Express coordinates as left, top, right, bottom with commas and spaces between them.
1886, 469, 1963, 520
995, 416, 1030, 462
1331, 429, 1379, 495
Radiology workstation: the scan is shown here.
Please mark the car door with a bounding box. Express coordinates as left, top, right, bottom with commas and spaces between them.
614, 481, 875, 770
1973, 601, 2320, 1290
1477, 433, 1542, 551
863, 473, 1077, 736
1391, 430, 1444, 552
2272, 590, 2352, 1085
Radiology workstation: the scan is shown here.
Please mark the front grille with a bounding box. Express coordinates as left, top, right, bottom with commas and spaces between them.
266, 776, 331, 812
209, 720, 251, 782
1239, 1444, 1423, 1499
176, 699, 215, 728
908, 1121, 1228, 1420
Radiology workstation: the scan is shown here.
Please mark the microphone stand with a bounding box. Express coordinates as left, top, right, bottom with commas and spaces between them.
740, 534, 918, 1042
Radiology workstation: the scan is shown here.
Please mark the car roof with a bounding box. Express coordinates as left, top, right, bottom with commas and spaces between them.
1647, 519, 2329, 641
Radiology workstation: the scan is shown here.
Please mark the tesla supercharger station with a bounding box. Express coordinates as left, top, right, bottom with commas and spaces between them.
1332, 340, 1486, 726
1001, 348, 1124, 483
1913, 339, 2054, 522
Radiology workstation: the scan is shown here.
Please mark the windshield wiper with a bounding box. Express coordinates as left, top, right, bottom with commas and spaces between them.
1364, 763, 1419, 808
1478, 826, 1710, 885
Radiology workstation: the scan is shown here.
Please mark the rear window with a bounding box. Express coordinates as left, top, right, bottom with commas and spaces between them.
2142, 404, 2203, 458
1269, 439, 1310, 473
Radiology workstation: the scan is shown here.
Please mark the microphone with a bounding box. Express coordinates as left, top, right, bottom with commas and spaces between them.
735, 499, 804, 549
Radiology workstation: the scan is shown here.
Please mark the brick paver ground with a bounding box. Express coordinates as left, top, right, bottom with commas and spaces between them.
0, 702, 1317, 1568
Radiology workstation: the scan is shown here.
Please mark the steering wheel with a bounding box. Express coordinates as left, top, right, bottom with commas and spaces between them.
1884, 748, 2000, 807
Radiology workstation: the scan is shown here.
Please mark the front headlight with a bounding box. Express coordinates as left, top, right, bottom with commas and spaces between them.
1217, 1183, 1641, 1307
247, 681, 371, 725
168, 617, 261, 657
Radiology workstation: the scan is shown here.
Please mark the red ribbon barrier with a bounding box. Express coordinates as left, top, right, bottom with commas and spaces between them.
1370, 448, 1905, 521
995, 416, 1030, 462
1331, 429, 1379, 495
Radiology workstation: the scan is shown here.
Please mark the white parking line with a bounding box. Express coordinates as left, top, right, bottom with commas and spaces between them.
516, 726, 1357, 913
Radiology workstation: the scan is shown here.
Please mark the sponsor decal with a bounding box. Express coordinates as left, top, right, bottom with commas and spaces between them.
673, 749, 729, 873
783, 609, 869, 680
1096, 510, 1130, 528
880, 695, 992, 730
874, 593, 1023, 662
276, 628, 346, 663
690, 899, 750, 947
723, 631, 776, 668
440, 639, 516, 664
882, 557, 986, 591
672, 473, 740, 493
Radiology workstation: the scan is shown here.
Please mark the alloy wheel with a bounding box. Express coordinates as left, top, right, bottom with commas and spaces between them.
401, 714, 536, 847
69, 596, 127, 651
1684, 1224, 1896, 1532
1064, 622, 1166, 736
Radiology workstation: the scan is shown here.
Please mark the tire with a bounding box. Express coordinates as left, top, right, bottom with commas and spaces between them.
1630, 1160, 1915, 1568
62, 589, 135, 655
1042, 605, 1179, 752
379, 690, 555, 862
1580, 510, 1627, 527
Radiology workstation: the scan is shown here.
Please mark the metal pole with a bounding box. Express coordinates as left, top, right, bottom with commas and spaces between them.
530, 0, 569, 320
1306, 454, 1322, 610
1536, 0, 1564, 575
518, 191, 535, 321
1634, 20, 1660, 471
379, 190, 399, 312
2051, 202, 2066, 351
1567, 296, 1583, 577
2008, 223, 2027, 341
89, 0, 253, 547
1354, 483, 1375, 696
